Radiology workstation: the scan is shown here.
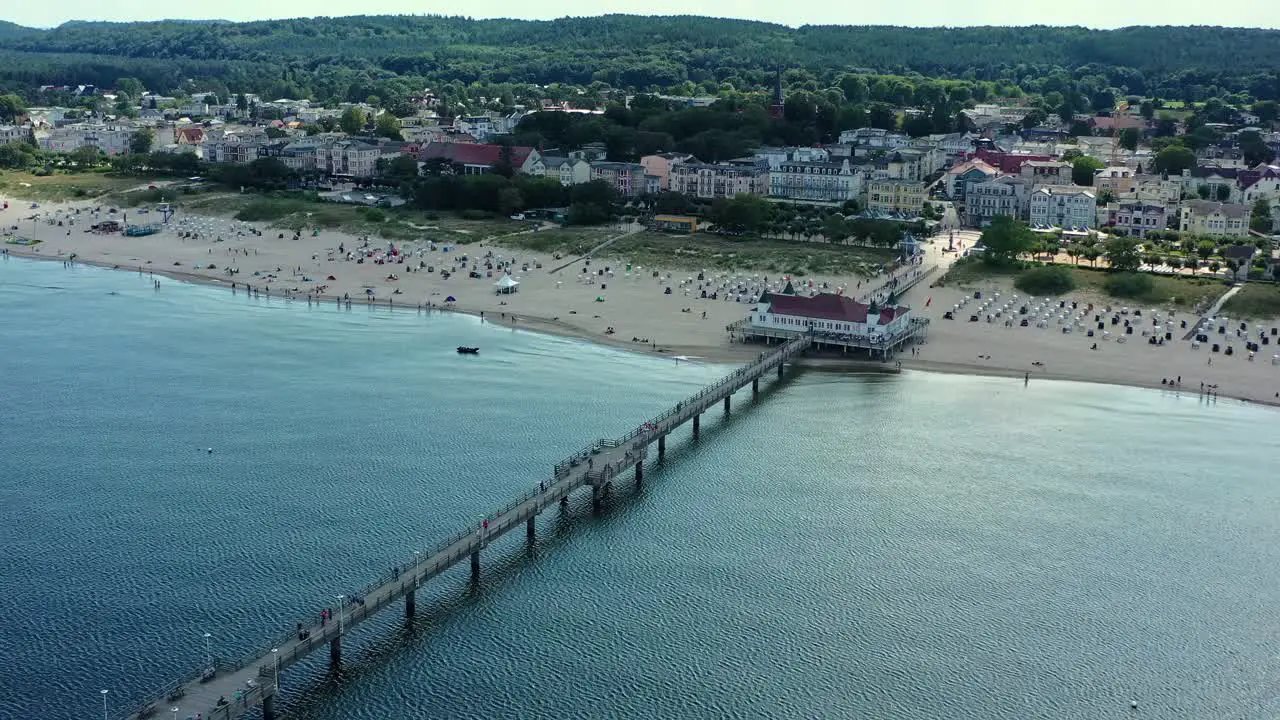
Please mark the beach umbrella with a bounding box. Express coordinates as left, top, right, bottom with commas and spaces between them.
445, 295, 456, 303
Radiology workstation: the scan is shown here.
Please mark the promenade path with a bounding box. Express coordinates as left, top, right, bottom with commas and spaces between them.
122, 333, 813, 720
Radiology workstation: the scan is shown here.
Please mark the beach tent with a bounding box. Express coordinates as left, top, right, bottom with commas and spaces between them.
445, 295, 457, 303
495, 275, 520, 295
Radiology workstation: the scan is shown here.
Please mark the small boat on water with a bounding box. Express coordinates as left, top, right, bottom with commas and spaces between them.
456, 346, 479, 355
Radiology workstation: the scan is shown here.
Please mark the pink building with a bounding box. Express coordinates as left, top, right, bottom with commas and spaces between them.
640, 153, 692, 191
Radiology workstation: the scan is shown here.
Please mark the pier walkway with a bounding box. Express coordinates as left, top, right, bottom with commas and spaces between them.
121, 333, 813, 720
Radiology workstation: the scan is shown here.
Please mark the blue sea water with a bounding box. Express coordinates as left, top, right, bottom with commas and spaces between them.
2, 255, 1279, 720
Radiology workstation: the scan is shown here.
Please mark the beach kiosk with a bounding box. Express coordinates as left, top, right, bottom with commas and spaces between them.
495, 275, 520, 295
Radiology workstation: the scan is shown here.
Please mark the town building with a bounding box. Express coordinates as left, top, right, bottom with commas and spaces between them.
1093, 166, 1136, 196
639, 152, 692, 190
0, 125, 31, 145
838, 127, 910, 149
37, 122, 133, 156
1019, 160, 1073, 186
591, 161, 647, 197
668, 159, 768, 199
753, 146, 830, 170
1106, 201, 1168, 238
1028, 185, 1097, 230
768, 159, 864, 202
866, 178, 927, 215
529, 155, 592, 186
314, 140, 380, 178
944, 159, 999, 201
417, 142, 539, 175
1178, 200, 1251, 237
965, 176, 1029, 227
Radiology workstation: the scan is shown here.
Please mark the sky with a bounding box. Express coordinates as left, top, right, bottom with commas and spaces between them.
6, 0, 1277, 29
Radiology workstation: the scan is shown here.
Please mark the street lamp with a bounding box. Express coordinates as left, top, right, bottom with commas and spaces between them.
272, 648, 280, 691
171, 707, 179, 720
202, 632, 212, 669
336, 595, 344, 635
100, 689, 108, 720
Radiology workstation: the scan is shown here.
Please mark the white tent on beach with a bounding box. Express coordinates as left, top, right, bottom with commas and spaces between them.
495, 275, 520, 294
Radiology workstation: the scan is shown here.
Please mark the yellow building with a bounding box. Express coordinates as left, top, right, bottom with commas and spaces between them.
653, 214, 699, 234
866, 179, 927, 215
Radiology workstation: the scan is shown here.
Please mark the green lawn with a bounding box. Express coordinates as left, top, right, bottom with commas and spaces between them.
941, 258, 1225, 308
1222, 283, 1280, 320
500, 230, 895, 276
0, 170, 150, 202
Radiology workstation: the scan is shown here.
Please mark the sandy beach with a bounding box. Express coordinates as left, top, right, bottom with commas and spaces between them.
4, 195, 1279, 407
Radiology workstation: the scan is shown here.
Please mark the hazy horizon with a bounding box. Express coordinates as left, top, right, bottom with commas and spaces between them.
4, 0, 1277, 30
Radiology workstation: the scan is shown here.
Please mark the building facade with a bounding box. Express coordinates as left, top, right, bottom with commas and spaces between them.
1179, 200, 1250, 237
1106, 201, 1168, 238
768, 159, 863, 202
668, 160, 768, 199
1028, 185, 1096, 230
866, 179, 927, 215
965, 177, 1028, 227
639, 152, 692, 190
591, 161, 647, 197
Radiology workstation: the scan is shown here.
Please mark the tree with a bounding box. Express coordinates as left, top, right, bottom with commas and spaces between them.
1104, 237, 1143, 272
497, 187, 524, 217
0, 143, 33, 168
709, 194, 771, 235
1252, 199, 1274, 233
115, 77, 144, 99
69, 145, 103, 167
1072, 156, 1105, 186
1118, 127, 1140, 151
339, 106, 366, 135
978, 215, 1033, 264
374, 113, 403, 141
0, 93, 25, 121
1139, 100, 1156, 120
377, 154, 420, 182
236, 94, 249, 112
1215, 184, 1231, 202
1154, 144, 1196, 175
128, 129, 153, 155
1252, 100, 1278, 125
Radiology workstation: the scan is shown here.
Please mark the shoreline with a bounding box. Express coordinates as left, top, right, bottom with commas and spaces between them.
6, 247, 1275, 409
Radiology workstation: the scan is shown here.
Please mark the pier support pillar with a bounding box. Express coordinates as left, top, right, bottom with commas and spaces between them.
635, 461, 643, 484
777, 362, 784, 378
657, 435, 666, 458
724, 395, 731, 414
752, 378, 759, 397
262, 694, 276, 720
591, 485, 602, 510
692, 414, 700, 439
330, 636, 341, 664
405, 588, 416, 617
526, 515, 536, 539
559, 495, 568, 508
470, 550, 480, 580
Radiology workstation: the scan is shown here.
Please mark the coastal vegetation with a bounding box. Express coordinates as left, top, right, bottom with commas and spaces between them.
942, 256, 1223, 308
0, 169, 143, 201
1221, 283, 1280, 319
501, 229, 893, 276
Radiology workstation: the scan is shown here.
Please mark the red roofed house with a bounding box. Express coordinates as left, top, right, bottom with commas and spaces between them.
417, 141, 540, 175
750, 289, 912, 341
174, 126, 205, 145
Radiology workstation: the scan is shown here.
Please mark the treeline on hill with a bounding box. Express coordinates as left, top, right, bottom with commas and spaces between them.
0, 16, 1279, 105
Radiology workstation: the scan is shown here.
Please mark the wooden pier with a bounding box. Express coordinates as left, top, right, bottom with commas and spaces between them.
119, 333, 813, 720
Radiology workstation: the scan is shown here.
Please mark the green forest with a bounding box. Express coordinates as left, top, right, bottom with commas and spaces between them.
1, 16, 1280, 106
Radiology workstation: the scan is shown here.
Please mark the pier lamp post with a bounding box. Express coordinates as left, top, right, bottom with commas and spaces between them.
203, 632, 213, 669
272, 648, 280, 691
336, 595, 344, 635
414, 551, 421, 588
171, 707, 179, 720
100, 689, 108, 720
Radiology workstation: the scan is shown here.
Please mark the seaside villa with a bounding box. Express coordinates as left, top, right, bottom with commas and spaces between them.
734, 285, 926, 358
